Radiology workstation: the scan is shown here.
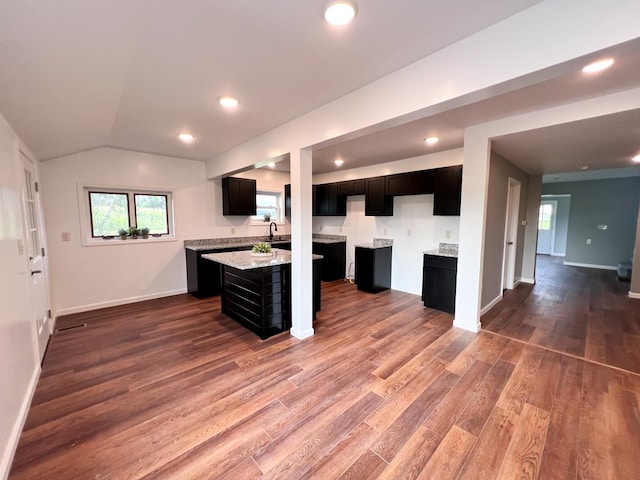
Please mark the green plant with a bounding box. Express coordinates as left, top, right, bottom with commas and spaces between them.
118, 228, 128, 237
128, 226, 141, 237
140, 227, 150, 235
252, 242, 272, 253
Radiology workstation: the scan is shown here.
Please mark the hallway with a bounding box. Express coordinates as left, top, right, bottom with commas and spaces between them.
482, 255, 640, 375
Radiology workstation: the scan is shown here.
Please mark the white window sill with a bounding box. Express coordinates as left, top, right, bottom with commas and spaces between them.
81, 236, 178, 247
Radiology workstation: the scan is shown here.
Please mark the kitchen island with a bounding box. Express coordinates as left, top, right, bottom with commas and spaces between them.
202, 249, 322, 339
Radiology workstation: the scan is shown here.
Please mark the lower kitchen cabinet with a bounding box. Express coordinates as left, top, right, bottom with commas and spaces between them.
312, 241, 346, 281
422, 254, 457, 313
355, 246, 392, 293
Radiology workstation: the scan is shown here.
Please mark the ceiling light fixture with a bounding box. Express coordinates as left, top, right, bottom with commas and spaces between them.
424, 136, 439, 145
219, 96, 239, 108
580, 165, 589, 171
267, 162, 276, 168
178, 133, 194, 143
334, 159, 344, 167
324, 1, 357, 26
632, 154, 640, 163
582, 58, 614, 74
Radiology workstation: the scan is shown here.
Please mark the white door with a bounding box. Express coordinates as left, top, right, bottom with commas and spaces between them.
502, 178, 521, 290
20, 152, 51, 361
536, 200, 557, 255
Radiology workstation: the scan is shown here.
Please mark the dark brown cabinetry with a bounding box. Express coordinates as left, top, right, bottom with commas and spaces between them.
355, 246, 392, 293
284, 184, 291, 218
337, 179, 365, 196
315, 183, 346, 216
222, 176, 257, 216
186, 247, 249, 298
385, 170, 435, 196
433, 166, 463, 216
312, 241, 346, 281
422, 254, 457, 313
365, 177, 393, 216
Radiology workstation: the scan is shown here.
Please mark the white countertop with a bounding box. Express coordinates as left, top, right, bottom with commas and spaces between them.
202, 249, 323, 270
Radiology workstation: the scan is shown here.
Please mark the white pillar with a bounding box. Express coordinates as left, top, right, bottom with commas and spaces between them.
454, 130, 491, 332
289, 148, 314, 339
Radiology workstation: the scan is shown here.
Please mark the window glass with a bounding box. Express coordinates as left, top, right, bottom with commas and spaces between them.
135, 194, 169, 234
537, 203, 553, 230
253, 192, 280, 221
89, 192, 130, 237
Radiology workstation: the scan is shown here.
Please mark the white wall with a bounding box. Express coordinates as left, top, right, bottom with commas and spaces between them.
312, 149, 462, 295
39, 148, 290, 316
0, 113, 40, 480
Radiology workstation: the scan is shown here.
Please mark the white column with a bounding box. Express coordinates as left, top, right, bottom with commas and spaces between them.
289, 148, 314, 339
521, 174, 542, 283
454, 130, 491, 332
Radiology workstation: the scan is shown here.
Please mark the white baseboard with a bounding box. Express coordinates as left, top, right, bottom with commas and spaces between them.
1, 364, 40, 480
550, 253, 566, 257
55, 288, 188, 317
453, 318, 481, 333
629, 292, 640, 300
520, 277, 536, 284
563, 261, 617, 271
481, 294, 503, 316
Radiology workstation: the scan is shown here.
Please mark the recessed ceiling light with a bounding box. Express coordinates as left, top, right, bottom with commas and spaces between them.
178, 133, 194, 143
219, 96, 239, 108
334, 159, 344, 167
324, 1, 357, 26
582, 58, 614, 74
424, 136, 439, 145
632, 154, 640, 163
267, 162, 276, 168
580, 165, 589, 171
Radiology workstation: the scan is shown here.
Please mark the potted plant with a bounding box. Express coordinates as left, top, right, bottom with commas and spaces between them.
263, 213, 271, 222
118, 228, 128, 240
128, 226, 140, 239
251, 241, 273, 258
140, 227, 150, 239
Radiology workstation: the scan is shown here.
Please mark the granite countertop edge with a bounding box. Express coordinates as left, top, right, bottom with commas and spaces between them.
202, 249, 323, 270
185, 234, 346, 250
423, 249, 459, 258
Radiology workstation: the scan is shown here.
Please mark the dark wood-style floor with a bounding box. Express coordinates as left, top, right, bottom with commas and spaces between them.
10, 264, 640, 479
483, 255, 640, 375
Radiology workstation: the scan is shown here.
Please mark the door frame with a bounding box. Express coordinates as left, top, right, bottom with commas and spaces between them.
502, 177, 521, 291
537, 198, 558, 255
20, 150, 52, 362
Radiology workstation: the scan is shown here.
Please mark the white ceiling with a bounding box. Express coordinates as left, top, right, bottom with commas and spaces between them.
0, 0, 545, 162
310, 39, 640, 175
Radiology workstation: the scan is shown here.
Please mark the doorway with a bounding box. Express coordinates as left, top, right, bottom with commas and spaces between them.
536, 200, 557, 255
502, 178, 521, 291
20, 152, 52, 361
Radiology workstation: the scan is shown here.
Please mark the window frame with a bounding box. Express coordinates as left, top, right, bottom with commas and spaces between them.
250, 190, 283, 225
133, 193, 170, 235
88, 190, 131, 238
78, 184, 176, 246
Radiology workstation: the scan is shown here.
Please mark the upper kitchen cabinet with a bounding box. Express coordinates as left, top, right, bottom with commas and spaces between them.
284, 184, 291, 218
337, 179, 365, 196
385, 170, 434, 196
433, 165, 463, 216
315, 183, 346, 216
365, 177, 393, 216
222, 176, 257, 216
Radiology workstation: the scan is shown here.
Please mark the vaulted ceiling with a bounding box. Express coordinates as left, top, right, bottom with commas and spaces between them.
0, 0, 545, 162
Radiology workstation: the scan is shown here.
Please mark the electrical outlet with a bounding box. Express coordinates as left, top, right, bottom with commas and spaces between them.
339, 227, 342, 233
61, 232, 71, 242
319, 225, 323, 231
231, 227, 235, 234
586, 238, 592, 245
407, 229, 412, 237
445, 230, 451, 239
17, 239, 24, 255
383, 228, 388, 235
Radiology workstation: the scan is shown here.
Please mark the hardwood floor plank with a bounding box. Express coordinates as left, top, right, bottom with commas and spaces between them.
339, 449, 388, 480
416, 425, 477, 480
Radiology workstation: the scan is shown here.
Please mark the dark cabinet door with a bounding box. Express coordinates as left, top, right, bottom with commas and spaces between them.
422, 255, 457, 313
222, 177, 257, 215
385, 173, 414, 196
284, 184, 291, 218
315, 183, 346, 216
365, 177, 393, 216
433, 165, 462, 216
355, 246, 392, 293
312, 241, 346, 281
412, 170, 435, 194
338, 179, 366, 196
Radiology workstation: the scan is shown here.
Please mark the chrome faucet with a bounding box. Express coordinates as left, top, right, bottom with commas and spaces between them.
269, 222, 278, 241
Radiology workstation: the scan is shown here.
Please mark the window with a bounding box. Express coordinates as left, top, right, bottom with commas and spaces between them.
252, 191, 281, 223
538, 203, 553, 230
83, 186, 174, 241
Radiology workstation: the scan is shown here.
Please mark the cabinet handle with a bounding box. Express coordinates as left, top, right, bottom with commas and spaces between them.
31, 270, 42, 275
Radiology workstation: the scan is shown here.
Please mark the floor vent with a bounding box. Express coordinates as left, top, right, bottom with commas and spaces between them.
56, 323, 87, 332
